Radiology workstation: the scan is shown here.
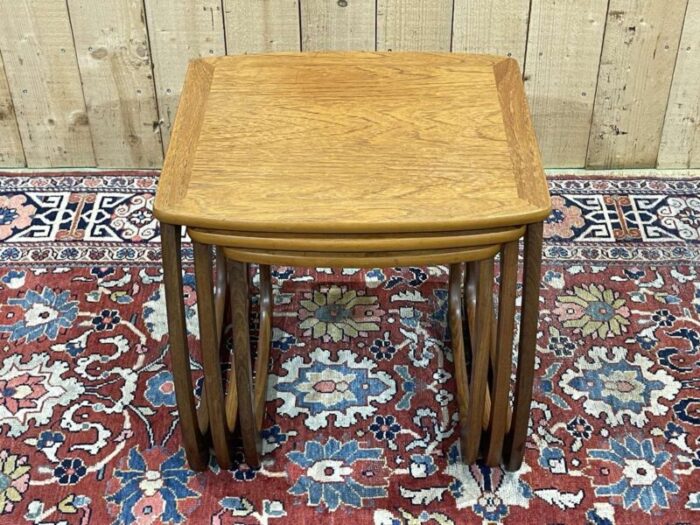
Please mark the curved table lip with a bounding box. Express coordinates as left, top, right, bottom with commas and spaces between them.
154, 205, 551, 235
220, 244, 502, 268
187, 224, 527, 252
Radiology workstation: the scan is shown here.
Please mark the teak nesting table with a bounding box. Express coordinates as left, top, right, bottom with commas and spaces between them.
153, 52, 551, 473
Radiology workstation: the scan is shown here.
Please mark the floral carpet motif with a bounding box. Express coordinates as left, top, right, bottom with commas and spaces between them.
0, 171, 698, 524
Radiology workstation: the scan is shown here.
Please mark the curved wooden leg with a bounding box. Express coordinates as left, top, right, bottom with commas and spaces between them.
194, 242, 233, 469
196, 390, 209, 437
254, 265, 273, 431
229, 260, 262, 468
464, 257, 494, 464
464, 264, 493, 433
161, 223, 209, 471
448, 263, 470, 462
505, 222, 544, 471
193, 248, 226, 441
485, 240, 518, 466
214, 246, 227, 336
210, 248, 239, 436
225, 358, 239, 435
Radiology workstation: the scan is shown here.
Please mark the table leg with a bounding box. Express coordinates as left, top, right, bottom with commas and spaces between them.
194, 242, 233, 469
485, 240, 518, 466
214, 247, 227, 337
448, 263, 470, 462
229, 260, 262, 468
464, 263, 492, 432
505, 222, 544, 471
464, 257, 494, 464
161, 223, 209, 471
212, 250, 239, 435
254, 265, 273, 431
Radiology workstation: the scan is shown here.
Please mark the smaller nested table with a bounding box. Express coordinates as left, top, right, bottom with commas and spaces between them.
153, 52, 551, 472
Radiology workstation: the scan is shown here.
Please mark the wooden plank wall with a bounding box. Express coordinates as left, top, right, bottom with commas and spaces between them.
452, 0, 530, 65
0, 0, 697, 169
145, 0, 226, 151
301, 0, 375, 51
0, 0, 95, 167
524, 0, 607, 167
0, 54, 25, 167
658, 0, 700, 168
587, 0, 688, 168
377, 0, 454, 51
68, 0, 163, 167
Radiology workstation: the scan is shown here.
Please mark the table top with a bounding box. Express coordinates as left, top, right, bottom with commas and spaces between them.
154, 52, 550, 234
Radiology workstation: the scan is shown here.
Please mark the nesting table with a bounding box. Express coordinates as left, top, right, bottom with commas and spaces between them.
153, 52, 551, 472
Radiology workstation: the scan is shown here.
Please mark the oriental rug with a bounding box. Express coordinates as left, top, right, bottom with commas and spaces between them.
0, 171, 698, 524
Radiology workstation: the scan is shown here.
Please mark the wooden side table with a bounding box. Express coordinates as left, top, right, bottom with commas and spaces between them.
153, 53, 551, 472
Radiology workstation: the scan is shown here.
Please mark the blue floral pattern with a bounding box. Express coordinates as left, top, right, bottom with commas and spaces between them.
54, 458, 87, 485
446, 443, 533, 521
269, 347, 396, 430
36, 431, 65, 450
369, 333, 397, 360
108, 448, 199, 523
0, 287, 78, 343
560, 346, 681, 427
589, 436, 679, 511
393, 365, 417, 410
145, 371, 176, 407
91, 309, 121, 331
369, 415, 401, 441
287, 438, 387, 511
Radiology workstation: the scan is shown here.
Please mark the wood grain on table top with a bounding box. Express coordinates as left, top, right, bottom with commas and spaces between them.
154, 52, 550, 233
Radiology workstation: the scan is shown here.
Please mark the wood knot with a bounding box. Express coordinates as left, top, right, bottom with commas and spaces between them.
90, 47, 108, 60
69, 111, 89, 127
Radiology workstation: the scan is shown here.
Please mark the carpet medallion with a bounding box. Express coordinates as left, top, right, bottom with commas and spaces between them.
0, 172, 698, 524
